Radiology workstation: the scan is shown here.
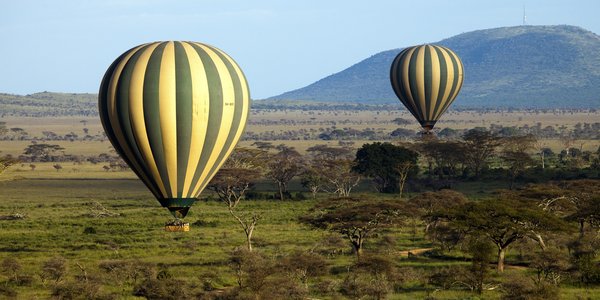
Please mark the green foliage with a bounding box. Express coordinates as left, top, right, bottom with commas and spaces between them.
0, 92, 98, 117
133, 278, 192, 300
301, 196, 413, 258
353, 142, 419, 193
502, 274, 559, 300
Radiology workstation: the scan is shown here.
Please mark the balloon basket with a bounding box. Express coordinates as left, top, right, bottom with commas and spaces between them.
165, 220, 190, 232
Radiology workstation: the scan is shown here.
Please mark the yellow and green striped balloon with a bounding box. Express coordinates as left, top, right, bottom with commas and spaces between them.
390, 44, 464, 131
99, 41, 250, 218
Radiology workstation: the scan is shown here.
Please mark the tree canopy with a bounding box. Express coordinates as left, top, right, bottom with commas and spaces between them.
353, 142, 419, 193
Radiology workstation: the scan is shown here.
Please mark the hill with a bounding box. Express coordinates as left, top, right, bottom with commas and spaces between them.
269, 25, 600, 108
0, 92, 98, 117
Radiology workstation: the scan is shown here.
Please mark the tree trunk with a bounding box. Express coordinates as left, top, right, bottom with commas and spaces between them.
246, 226, 254, 252
509, 175, 515, 190
352, 239, 363, 261
497, 247, 506, 272
540, 151, 545, 169
579, 219, 585, 237
399, 174, 407, 199
277, 182, 284, 201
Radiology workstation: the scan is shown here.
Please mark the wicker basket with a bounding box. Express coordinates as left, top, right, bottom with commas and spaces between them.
165, 223, 190, 232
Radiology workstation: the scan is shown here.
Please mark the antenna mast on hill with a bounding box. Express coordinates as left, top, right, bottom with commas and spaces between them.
523, 5, 527, 25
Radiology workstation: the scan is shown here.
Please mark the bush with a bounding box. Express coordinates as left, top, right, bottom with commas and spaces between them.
192, 219, 219, 227
83, 226, 97, 234
133, 278, 192, 300
354, 255, 395, 278
340, 273, 390, 300
278, 251, 328, 285
99, 259, 156, 286
313, 279, 339, 296
501, 274, 559, 300
229, 248, 274, 295
293, 192, 307, 200
261, 276, 307, 300
1, 257, 21, 282
41, 256, 67, 284
51, 281, 101, 300
428, 267, 457, 290
0, 285, 17, 298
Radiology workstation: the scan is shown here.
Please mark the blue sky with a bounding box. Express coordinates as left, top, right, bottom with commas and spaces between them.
1, 0, 599, 99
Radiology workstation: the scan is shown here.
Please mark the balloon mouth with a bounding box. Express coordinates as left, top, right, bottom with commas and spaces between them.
420, 121, 436, 131
158, 198, 196, 219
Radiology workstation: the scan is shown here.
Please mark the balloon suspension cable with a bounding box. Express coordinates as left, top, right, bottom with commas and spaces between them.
419, 127, 438, 142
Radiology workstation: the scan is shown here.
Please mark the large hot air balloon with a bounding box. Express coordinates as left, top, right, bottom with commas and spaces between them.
390, 44, 464, 132
99, 41, 250, 224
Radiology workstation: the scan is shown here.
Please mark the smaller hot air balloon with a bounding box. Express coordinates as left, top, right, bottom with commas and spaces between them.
390, 44, 464, 133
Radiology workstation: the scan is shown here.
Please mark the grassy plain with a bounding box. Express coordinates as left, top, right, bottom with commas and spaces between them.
0, 107, 599, 298
1, 109, 599, 157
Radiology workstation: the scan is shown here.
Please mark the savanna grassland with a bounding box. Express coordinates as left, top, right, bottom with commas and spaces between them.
0, 102, 600, 299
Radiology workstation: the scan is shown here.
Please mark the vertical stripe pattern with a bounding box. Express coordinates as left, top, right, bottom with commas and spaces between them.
390, 44, 464, 130
99, 41, 250, 217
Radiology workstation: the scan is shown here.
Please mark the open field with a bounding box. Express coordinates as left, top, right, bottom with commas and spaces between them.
0, 106, 599, 299
0, 177, 599, 299
2, 108, 599, 135
1, 108, 599, 158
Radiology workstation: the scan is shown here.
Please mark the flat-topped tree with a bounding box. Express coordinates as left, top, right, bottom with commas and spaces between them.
300, 196, 412, 259
266, 146, 303, 200
446, 197, 569, 272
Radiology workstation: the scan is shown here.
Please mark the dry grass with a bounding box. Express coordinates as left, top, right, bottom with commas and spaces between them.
1, 109, 598, 157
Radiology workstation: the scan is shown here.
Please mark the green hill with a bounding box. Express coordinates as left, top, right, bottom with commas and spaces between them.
269, 25, 600, 108
0, 92, 97, 117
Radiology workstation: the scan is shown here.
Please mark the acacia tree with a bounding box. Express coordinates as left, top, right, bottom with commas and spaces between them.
301, 145, 353, 199
415, 139, 467, 179
22, 143, 65, 162
300, 164, 326, 199
322, 158, 361, 197
266, 146, 303, 200
445, 198, 568, 272
410, 190, 468, 233
461, 129, 501, 177
0, 121, 7, 137
353, 142, 419, 194
207, 147, 266, 251
500, 135, 536, 189
300, 197, 411, 260
512, 180, 600, 238
0, 154, 16, 175
208, 168, 261, 251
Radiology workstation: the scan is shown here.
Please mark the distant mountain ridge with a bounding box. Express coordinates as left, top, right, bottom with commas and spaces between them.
0, 92, 97, 117
269, 25, 600, 108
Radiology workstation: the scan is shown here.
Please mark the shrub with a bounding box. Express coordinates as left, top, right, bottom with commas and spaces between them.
0, 285, 17, 298
133, 278, 192, 300
340, 272, 390, 300
261, 276, 307, 300
83, 226, 97, 234
1, 257, 21, 282
51, 281, 101, 300
501, 274, 559, 300
278, 251, 328, 285
41, 256, 67, 284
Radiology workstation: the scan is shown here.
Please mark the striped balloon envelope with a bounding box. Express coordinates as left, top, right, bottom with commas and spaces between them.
99, 41, 250, 219
390, 44, 464, 132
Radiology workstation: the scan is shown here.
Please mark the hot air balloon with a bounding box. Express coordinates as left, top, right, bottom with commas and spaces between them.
390, 44, 464, 133
98, 41, 250, 229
